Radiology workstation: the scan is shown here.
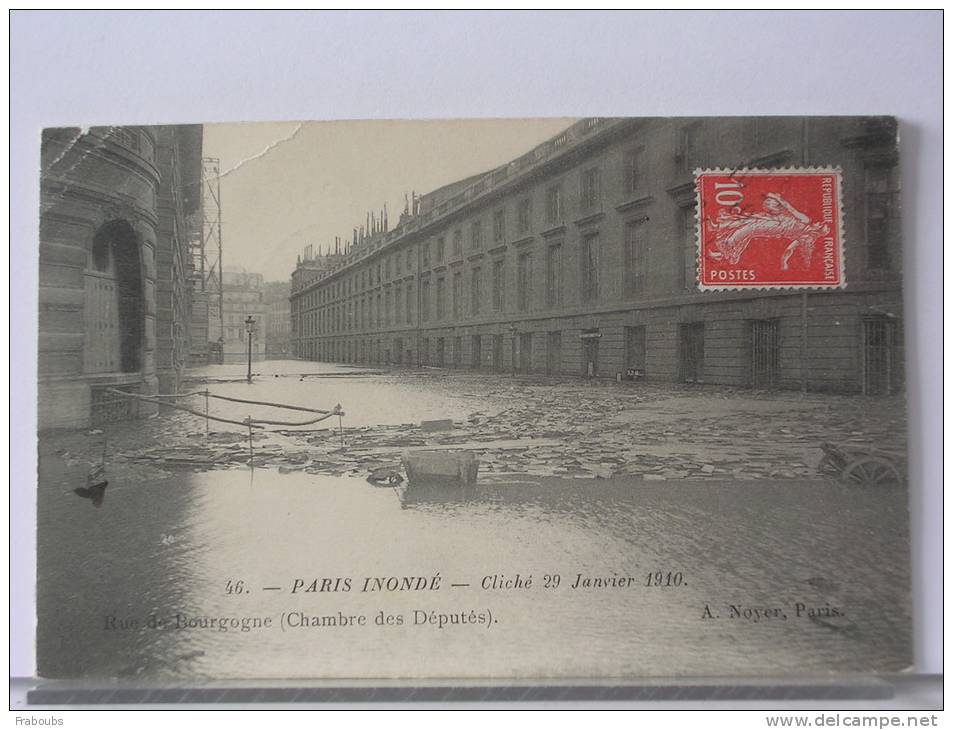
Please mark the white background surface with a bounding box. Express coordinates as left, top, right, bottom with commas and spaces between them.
9, 10, 942, 685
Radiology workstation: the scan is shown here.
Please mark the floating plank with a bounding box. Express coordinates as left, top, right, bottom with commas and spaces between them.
347, 438, 562, 456
420, 419, 454, 432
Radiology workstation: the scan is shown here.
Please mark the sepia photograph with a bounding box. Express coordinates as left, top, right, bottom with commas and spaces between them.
34, 115, 913, 681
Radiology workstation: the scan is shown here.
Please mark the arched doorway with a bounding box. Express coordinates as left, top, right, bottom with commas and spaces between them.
84, 220, 143, 374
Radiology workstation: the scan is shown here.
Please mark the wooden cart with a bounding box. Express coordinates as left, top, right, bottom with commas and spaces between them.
818, 442, 906, 486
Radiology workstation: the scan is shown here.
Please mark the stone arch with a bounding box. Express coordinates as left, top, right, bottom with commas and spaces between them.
86, 219, 144, 373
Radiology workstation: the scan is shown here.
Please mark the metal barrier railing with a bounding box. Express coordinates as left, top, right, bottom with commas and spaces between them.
105, 387, 348, 464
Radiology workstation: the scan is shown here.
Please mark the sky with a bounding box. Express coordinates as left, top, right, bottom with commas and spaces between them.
202, 118, 575, 282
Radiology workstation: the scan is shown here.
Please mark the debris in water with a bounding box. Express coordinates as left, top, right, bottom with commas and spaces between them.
73, 481, 108, 507
367, 466, 404, 486
420, 419, 454, 432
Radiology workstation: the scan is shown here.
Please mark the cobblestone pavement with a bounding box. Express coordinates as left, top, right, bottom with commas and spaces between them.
42, 365, 908, 486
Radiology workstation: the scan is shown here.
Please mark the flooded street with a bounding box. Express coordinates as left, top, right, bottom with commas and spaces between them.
36, 362, 911, 680
59, 360, 908, 482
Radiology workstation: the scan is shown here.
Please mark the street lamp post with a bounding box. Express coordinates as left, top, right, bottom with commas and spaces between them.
245, 315, 256, 384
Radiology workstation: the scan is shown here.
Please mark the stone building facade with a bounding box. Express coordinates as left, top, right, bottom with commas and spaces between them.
221, 267, 269, 364
289, 117, 902, 394
262, 281, 292, 359
38, 124, 203, 429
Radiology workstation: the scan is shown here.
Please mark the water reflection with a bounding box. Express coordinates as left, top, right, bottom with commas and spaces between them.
37, 449, 912, 681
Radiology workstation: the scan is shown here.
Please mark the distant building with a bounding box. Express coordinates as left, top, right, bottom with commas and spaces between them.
289, 117, 902, 395
39, 124, 203, 429
221, 267, 269, 363
262, 281, 292, 358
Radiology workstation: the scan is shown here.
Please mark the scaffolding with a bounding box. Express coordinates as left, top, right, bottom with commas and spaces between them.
196, 156, 225, 363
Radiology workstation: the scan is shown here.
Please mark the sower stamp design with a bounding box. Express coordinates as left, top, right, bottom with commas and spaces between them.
696, 168, 844, 290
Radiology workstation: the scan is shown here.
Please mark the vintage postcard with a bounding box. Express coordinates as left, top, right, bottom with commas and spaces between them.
36, 116, 910, 681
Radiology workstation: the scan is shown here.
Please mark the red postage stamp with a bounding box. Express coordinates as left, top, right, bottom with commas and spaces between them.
696, 168, 844, 290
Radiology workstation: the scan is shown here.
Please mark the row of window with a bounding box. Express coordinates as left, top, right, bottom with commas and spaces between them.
297, 328, 623, 377
294, 232, 598, 338
293, 218, 652, 339
294, 314, 900, 395
312, 138, 691, 304
293, 157, 638, 312
294, 323, 699, 380
293, 155, 898, 319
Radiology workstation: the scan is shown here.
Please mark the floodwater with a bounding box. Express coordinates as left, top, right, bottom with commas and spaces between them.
37, 460, 911, 680
186, 360, 509, 429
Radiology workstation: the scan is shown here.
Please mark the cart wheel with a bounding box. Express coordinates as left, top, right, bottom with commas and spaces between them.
842, 457, 902, 487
